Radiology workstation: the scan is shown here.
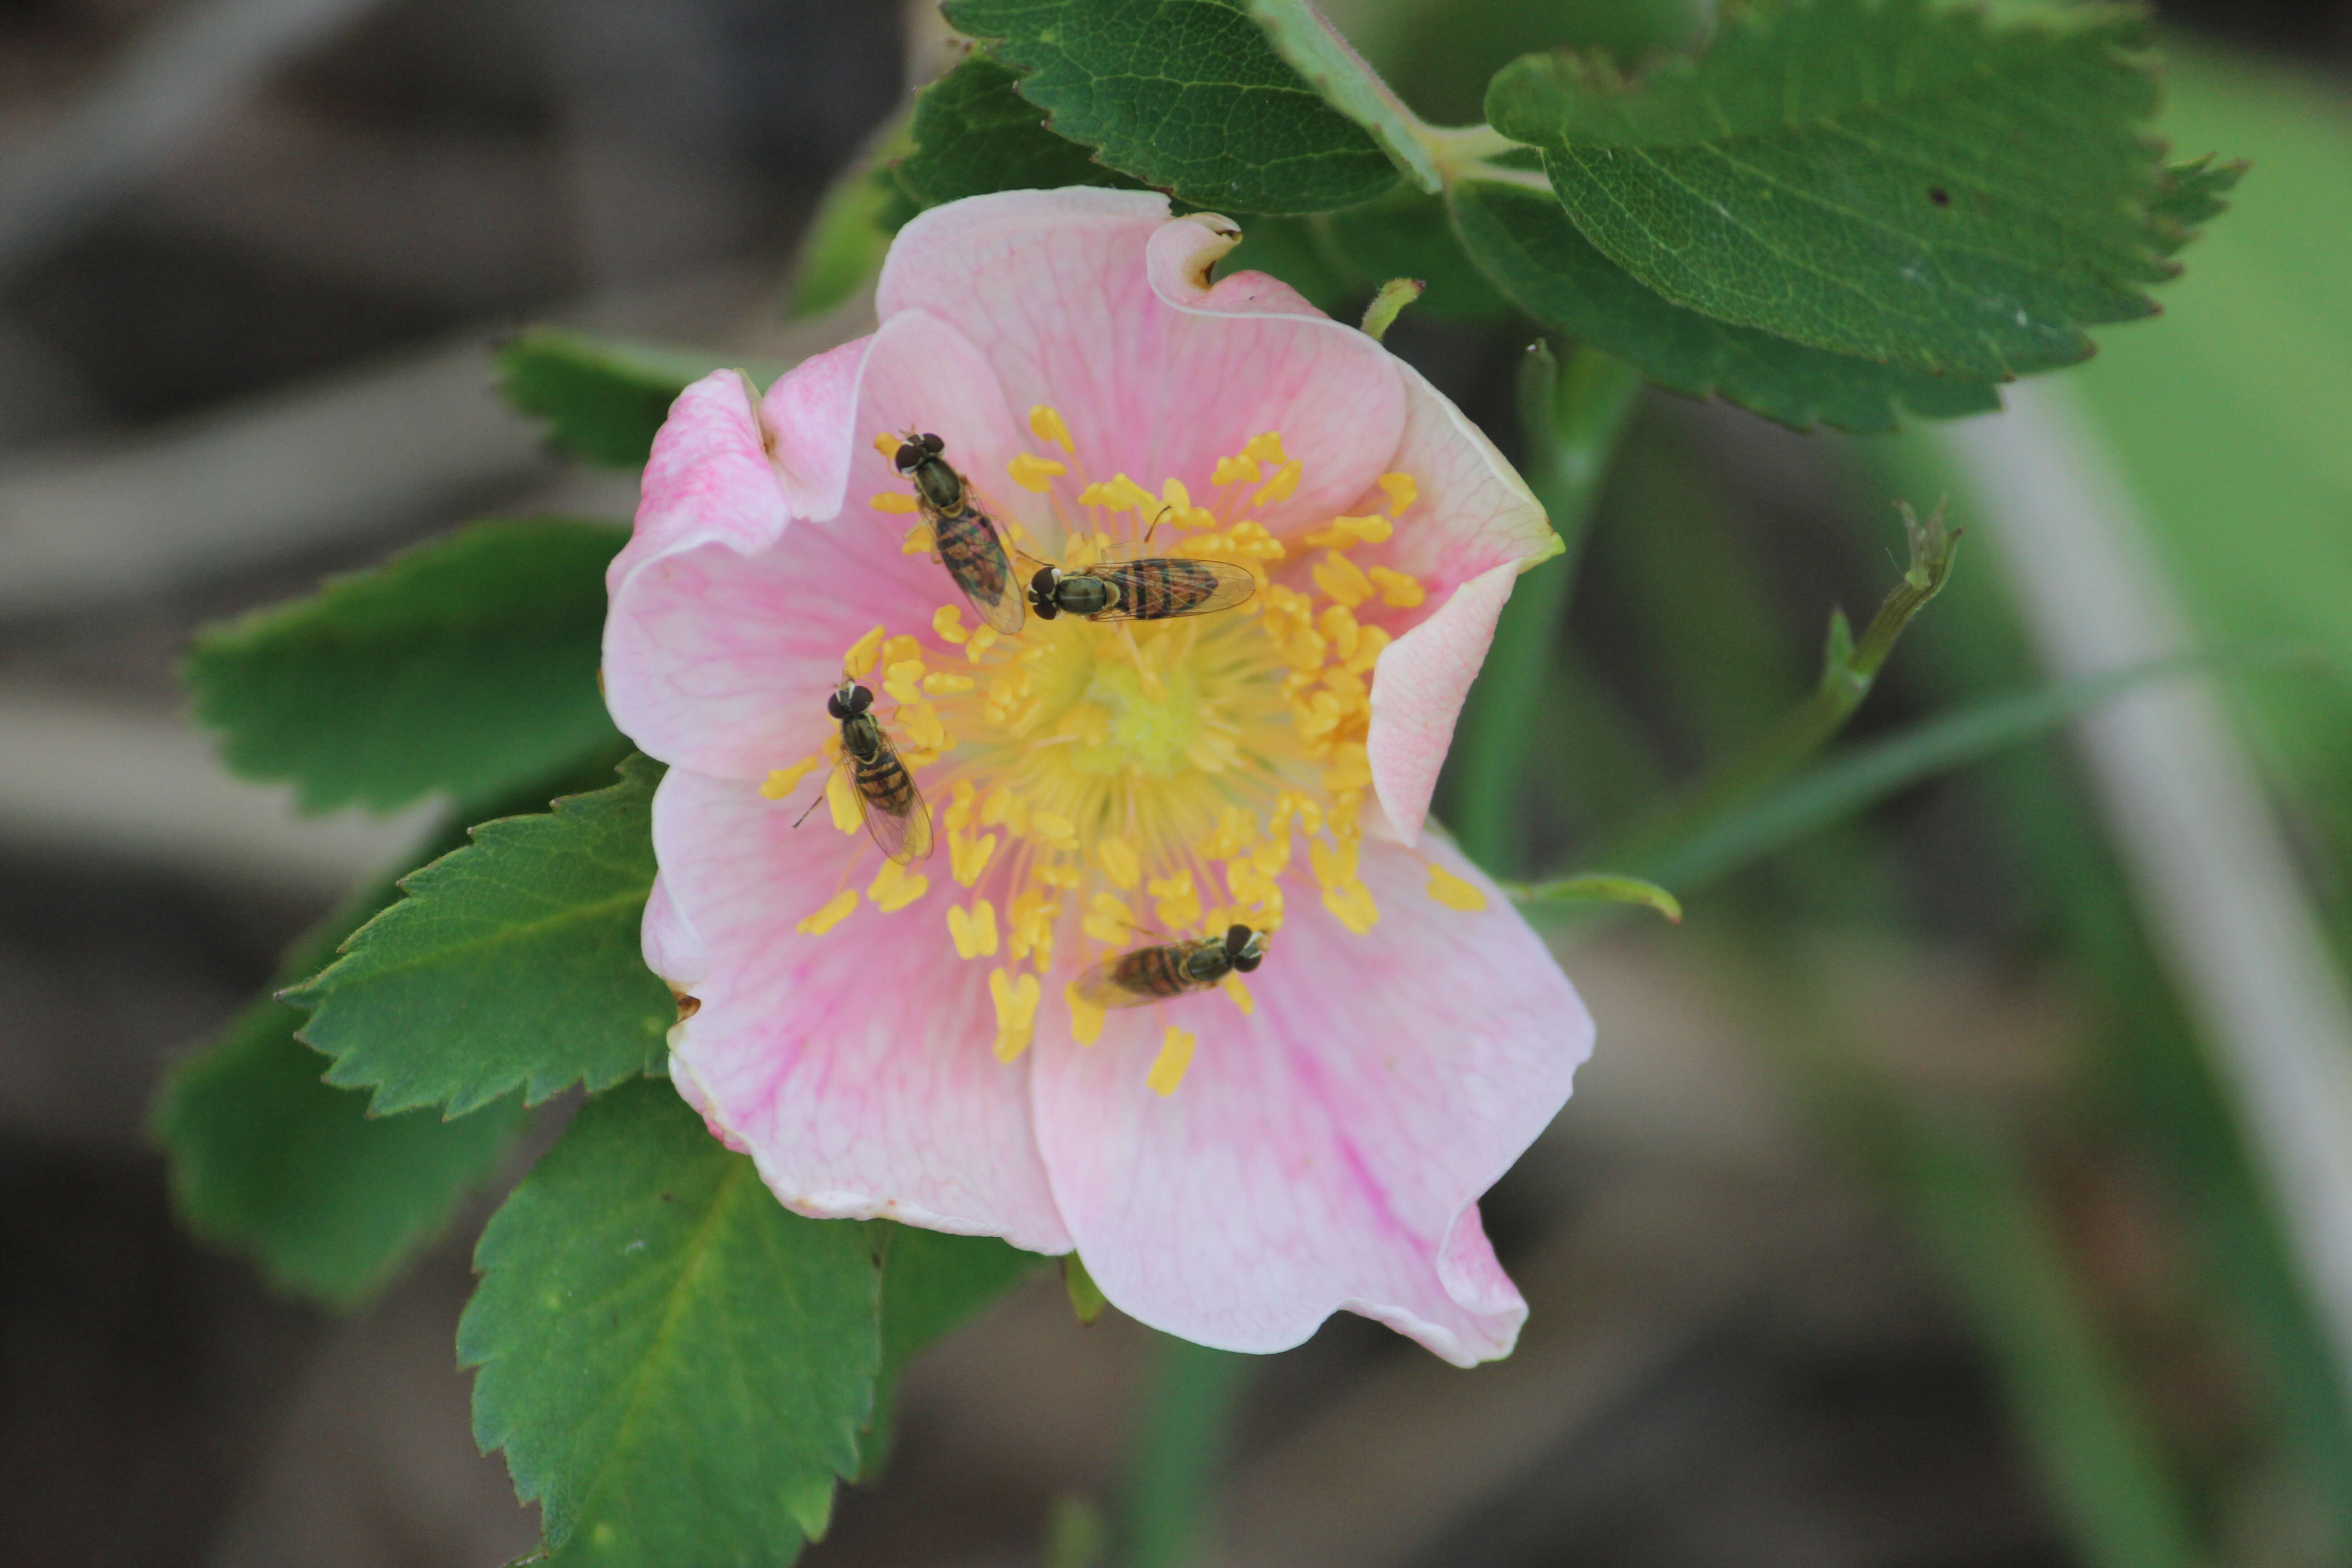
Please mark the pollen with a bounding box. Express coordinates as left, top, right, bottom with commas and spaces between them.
934, 605, 970, 644
824, 767, 862, 833
761, 756, 820, 801
1009, 452, 1067, 491
1367, 567, 1426, 608
1147, 1027, 1197, 1096
1097, 834, 1142, 890
1426, 862, 1488, 912
1252, 459, 1303, 508
875, 431, 903, 460
797, 888, 859, 935
1312, 551, 1373, 608
949, 899, 999, 959
867, 858, 928, 913
1221, 974, 1254, 1014
1377, 471, 1417, 514
990, 968, 1040, 1061
1066, 981, 1105, 1047
843, 625, 887, 679
1212, 454, 1259, 488
1029, 404, 1075, 454
871, 492, 919, 514
950, 828, 998, 887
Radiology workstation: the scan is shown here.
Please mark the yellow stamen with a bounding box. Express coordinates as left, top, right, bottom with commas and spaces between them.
1149, 868, 1201, 930
1147, 1027, 1196, 1096
760, 757, 819, 801
1251, 459, 1303, 508
933, 605, 970, 645
1312, 551, 1373, 608
950, 828, 998, 887
874, 431, 903, 459
946, 778, 978, 833
1426, 862, 1489, 912
1303, 514, 1391, 549
923, 671, 975, 695
1098, 835, 1142, 891
1367, 566, 1426, 608
1066, 981, 1105, 1046
883, 658, 926, 703
949, 899, 1000, 959
1161, 477, 1192, 512
871, 492, 918, 514
797, 888, 859, 935
1009, 452, 1067, 491
825, 767, 862, 833
1323, 879, 1380, 934
1031, 811, 1079, 851
843, 624, 887, 679
1029, 404, 1075, 454
867, 858, 929, 913
1211, 453, 1259, 487
1084, 891, 1134, 945
1377, 471, 1417, 514
902, 523, 935, 554
965, 626, 1000, 663
990, 969, 1040, 1061
899, 701, 948, 752
1243, 431, 1289, 466
882, 634, 922, 666
1222, 975, 1254, 1015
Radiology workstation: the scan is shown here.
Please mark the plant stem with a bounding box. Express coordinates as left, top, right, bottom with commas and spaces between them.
1448, 342, 1642, 873
1120, 1335, 1251, 1568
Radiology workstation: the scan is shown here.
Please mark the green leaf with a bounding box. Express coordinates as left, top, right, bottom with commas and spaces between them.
896, 54, 1147, 212
1242, 0, 1440, 192
1214, 214, 1357, 316
944, 0, 1401, 214
461, 1078, 883, 1567
186, 519, 627, 814
2146, 154, 2247, 252
877, 1225, 1044, 1382
1451, 177, 2000, 434
1508, 872, 1682, 922
1323, 185, 1516, 324
1486, 0, 2196, 380
289, 755, 674, 1117
496, 330, 780, 469
153, 849, 527, 1308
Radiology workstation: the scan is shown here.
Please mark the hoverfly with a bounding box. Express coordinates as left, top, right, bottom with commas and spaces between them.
800, 680, 933, 863
1071, 924, 1267, 1009
1026, 556, 1255, 622
894, 431, 1025, 635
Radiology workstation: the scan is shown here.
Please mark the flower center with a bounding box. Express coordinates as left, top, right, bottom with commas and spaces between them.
768, 407, 1485, 1092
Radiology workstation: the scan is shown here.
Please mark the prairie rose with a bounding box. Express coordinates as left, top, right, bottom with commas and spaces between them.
603, 189, 1594, 1364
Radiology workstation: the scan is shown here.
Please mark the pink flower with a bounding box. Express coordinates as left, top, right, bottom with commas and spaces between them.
603, 189, 1593, 1365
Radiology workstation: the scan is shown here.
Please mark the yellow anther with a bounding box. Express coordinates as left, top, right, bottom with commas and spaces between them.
1276, 790, 1324, 836
1250, 832, 1293, 877
1217, 519, 1285, 561
1377, 471, 1417, 514
874, 431, 903, 459
1251, 458, 1303, 508
1367, 566, 1426, 608
824, 766, 862, 833
980, 786, 1027, 836
870, 491, 920, 514
1426, 862, 1489, 912
796, 888, 859, 935
1212, 453, 1260, 487
1315, 604, 1361, 661
760, 756, 820, 801
883, 658, 926, 703
949, 899, 1000, 959
1322, 878, 1380, 934
902, 523, 936, 554
1222, 975, 1255, 1015
933, 605, 970, 645
1081, 474, 1157, 514
1084, 891, 1134, 945
1280, 626, 1329, 673
1227, 857, 1280, 906
843, 624, 887, 679
1161, 477, 1192, 512
1029, 403, 1075, 454
899, 701, 947, 752
1147, 1027, 1197, 1096
946, 778, 978, 832
1010, 885, 1054, 959
1304, 514, 1391, 549
1198, 806, 1256, 861
1309, 835, 1358, 892
1067, 982, 1106, 1047
1009, 452, 1068, 492
1098, 835, 1142, 891
1312, 551, 1373, 608
965, 626, 1000, 663
990, 968, 1040, 1062
1243, 431, 1289, 466
882, 634, 922, 666
1037, 862, 1083, 891
922, 671, 975, 695
1325, 745, 1373, 793
1031, 810, 1078, 850
1345, 624, 1391, 675
867, 858, 929, 913
950, 828, 998, 887
1150, 868, 1201, 930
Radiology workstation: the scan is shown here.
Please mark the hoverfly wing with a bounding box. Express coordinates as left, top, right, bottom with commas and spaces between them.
1087, 558, 1256, 622
849, 743, 935, 865
1071, 940, 1210, 1010
935, 507, 1027, 634
1071, 955, 1170, 1011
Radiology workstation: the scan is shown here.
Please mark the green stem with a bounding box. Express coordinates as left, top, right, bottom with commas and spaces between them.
1120, 1335, 1251, 1568
1448, 342, 1642, 872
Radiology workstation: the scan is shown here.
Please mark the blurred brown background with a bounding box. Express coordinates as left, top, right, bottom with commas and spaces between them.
3, 1, 2351, 1565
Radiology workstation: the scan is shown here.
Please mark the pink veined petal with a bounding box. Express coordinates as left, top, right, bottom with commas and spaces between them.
1029, 833, 1590, 1365
879, 191, 1406, 531
760, 335, 866, 522
1366, 558, 1519, 848
603, 309, 1033, 779
642, 872, 708, 989
608, 368, 787, 596
654, 767, 1073, 1253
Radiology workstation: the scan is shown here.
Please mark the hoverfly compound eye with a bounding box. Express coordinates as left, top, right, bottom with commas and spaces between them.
848, 684, 875, 714
1224, 924, 1251, 953
893, 444, 920, 472
825, 691, 851, 720
921, 432, 945, 453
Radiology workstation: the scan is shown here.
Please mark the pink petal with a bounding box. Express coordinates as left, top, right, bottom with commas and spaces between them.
1366, 558, 1519, 848
1029, 834, 1590, 1364
607, 368, 786, 595
654, 767, 1072, 1252
603, 309, 1031, 779
642, 872, 707, 988
879, 191, 1407, 531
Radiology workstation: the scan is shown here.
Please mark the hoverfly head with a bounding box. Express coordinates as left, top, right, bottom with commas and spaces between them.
846, 683, 875, 715
825, 684, 853, 720
892, 441, 922, 473
920, 432, 945, 455
1226, 924, 1265, 972
1028, 564, 1062, 619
